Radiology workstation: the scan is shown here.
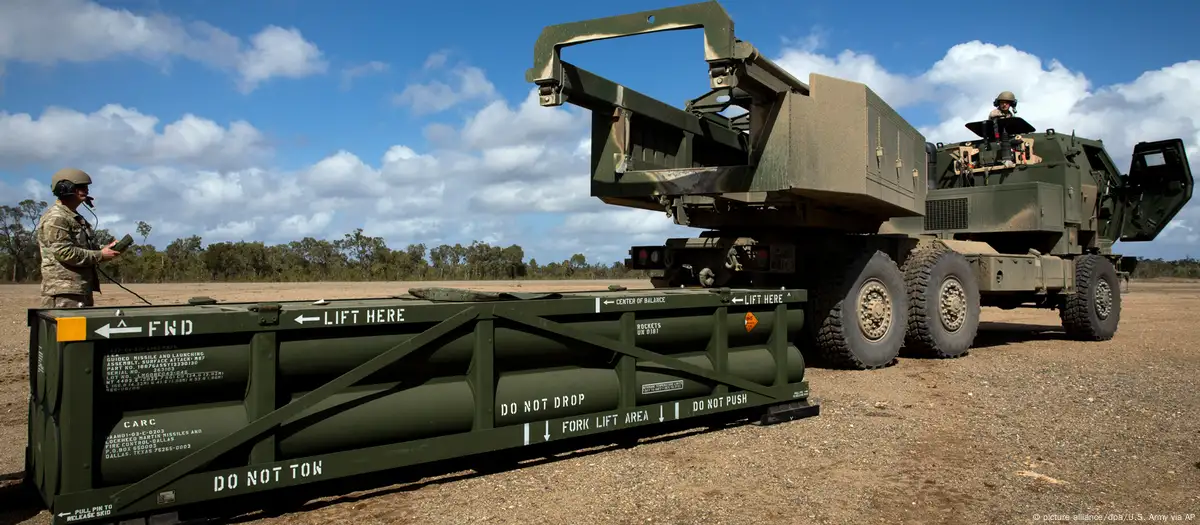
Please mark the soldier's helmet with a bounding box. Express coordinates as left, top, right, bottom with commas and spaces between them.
993, 91, 1018, 108
50, 167, 93, 195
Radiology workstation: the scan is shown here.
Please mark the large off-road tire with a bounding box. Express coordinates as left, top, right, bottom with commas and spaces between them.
809, 250, 908, 370
1060, 254, 1121, 340
902, 242, 981, 359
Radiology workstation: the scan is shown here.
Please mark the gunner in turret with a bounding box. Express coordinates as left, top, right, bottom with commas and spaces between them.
989, 91, 1017, 119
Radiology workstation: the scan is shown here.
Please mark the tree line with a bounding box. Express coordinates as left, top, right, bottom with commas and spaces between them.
0, 198, 649, 283
2, 198, 1198, 284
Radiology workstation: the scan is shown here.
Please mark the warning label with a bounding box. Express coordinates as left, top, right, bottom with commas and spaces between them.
744, 312, 758, 332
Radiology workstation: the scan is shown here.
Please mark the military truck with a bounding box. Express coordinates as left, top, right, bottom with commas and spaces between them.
525, 0, 1194, 370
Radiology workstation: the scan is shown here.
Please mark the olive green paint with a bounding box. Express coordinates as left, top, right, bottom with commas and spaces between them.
525, 0, 1193, 371
25, 287, 816, 524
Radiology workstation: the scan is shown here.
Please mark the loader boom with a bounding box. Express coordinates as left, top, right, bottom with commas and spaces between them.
526, 0, 928, 234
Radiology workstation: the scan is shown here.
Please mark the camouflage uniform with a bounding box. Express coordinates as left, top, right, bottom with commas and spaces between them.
989, 90, 1017, 119
36, 169, 104, 308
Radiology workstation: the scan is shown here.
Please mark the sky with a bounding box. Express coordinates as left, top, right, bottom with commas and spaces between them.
1, 0, 1198, 265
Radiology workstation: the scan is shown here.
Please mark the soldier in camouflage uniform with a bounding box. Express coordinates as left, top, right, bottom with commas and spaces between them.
989, 91, 1017, 119
35, 168, 123, 308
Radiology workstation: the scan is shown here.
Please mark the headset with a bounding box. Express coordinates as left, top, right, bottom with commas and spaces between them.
53, 179, 94, 208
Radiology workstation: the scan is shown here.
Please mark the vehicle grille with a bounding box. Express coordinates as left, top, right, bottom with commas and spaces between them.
925, 197, 969, 230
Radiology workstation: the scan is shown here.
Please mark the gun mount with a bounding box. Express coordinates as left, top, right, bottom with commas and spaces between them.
527, 0, 1195, 371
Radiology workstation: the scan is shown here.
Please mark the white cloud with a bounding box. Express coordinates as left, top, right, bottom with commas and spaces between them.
776, 37, 927, 108
205, 220, 257, 241
560, 210, 680, 238
277, 212, 335, 239
0, 87, 621, 259
340, 60, 389, 90
775, 35, 1200, 259
468, 179, 593, 214
391, 50, 499, 115
0, 0, 327, 93
368, 217, 443, 241
550, 209, 688, 264
234, 26, 328, 93
423, 51, 450, 71
459, 92, 585, 150
5, 37, 1199, 264
0, 104, 270, 170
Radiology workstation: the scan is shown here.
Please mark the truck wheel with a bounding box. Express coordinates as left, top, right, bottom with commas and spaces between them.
1060, 254, 1121, 340
902, 242, 980, 358
810, 250, 908, 370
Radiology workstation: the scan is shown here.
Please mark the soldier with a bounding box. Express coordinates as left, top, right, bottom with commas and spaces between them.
985, 91, 1022, 167
989, 91, 1017, 119
35, 167, 123, 308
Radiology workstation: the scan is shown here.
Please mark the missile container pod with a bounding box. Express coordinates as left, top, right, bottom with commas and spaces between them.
25, 286, 819, 524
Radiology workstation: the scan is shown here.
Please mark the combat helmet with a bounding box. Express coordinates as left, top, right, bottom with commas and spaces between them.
993, 90, 1018, 108
51, 167, 92, 196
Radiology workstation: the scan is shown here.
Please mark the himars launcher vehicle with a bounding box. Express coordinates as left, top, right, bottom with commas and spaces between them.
17, 2, 1193, 524
526, 0, 1194, 370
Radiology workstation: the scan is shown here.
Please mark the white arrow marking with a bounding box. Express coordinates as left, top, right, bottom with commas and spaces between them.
294, 315, 320, 324
94, 323, 143, 339
57, 513, 70, 517
602, 299, 615, 305
732, 297, 744, 304
544, 421, 550, 441
659, 405, 664, 422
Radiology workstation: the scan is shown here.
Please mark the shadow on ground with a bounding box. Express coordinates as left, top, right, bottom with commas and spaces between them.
207, 408, 809, 524
800, 320, 1071, 370
970, 321, 1069, 349
0, 471, 40, 525
1, 406, 821, 525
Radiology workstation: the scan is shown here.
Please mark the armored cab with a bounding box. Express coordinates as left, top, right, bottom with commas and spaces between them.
886, 115, 1194, 259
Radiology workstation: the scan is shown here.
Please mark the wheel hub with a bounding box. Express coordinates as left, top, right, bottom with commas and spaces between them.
857, 278, 892, 341
939, 276, 967, 333
1095, 280, 1113, 320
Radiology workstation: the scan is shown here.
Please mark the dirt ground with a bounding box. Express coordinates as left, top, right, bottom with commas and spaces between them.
0, 278, 1197, 525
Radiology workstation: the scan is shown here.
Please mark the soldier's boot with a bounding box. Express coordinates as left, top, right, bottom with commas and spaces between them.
41, 294, 93, 308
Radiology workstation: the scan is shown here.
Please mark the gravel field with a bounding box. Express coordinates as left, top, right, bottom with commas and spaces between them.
0, 278, 1196, 525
